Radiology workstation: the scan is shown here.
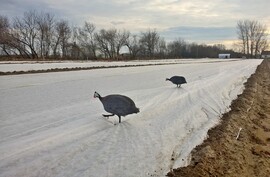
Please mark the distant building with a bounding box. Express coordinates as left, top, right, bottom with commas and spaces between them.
218, 54, 230, 59
261, 51, 270, 59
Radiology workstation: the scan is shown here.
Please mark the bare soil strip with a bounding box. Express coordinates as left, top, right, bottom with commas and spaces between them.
0, 64, 165, 75
167, 59, 270, 177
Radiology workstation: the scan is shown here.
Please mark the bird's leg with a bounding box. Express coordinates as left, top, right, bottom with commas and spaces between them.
118, 115, 121, 123
102, 113, 115, 118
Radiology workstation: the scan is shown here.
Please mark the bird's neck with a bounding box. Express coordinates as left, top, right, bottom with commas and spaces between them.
98, 96, 103, 101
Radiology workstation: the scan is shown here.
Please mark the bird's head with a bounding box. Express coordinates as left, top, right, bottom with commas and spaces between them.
94, 91, 101, 99
166, 78, 170, 81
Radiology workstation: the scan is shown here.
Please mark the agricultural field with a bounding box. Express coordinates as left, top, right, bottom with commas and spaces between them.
168, 59, 270, 177
0, 59, 263, 177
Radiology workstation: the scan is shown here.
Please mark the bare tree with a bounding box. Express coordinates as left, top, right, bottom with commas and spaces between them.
167, 38, 187, 58
115, 29, 130, 58
36, 12, 55, 58
253, 23, 269, 57
1, 12, 55, 59
95, 28, 128, 59
12, 10, 39, 58
95, 29, 112, 58
126, 34, 141, 59
237, 21, 247, 54
156, 37, 167, 58
77, 22, 97, 59
213, 44, 226, 51
53, 20, 71, 58
237, 20, 269, 58
140, 29, 160, 58
0, 17, 26, 57
0, 15, 11, 56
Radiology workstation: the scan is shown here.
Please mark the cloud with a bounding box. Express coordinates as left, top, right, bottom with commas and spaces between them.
110, 21, 126, 26
161, 26, 236, 43
0, 0, 269, 48
0, 0, 64, 19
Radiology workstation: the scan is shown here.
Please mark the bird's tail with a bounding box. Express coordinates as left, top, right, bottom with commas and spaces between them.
135, 107, 140, 113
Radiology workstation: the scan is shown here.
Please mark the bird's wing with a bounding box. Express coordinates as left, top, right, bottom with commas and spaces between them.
102, 95, 135, 114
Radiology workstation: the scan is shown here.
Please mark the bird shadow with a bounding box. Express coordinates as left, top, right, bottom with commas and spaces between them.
168, 85, 188, 92
118, 121, 133, 127
98, 115, 134, 127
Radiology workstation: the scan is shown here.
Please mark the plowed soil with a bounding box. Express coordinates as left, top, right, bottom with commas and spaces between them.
167, 59, 270, 177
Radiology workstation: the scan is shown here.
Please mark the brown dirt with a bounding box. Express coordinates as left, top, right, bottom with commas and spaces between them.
167, 59, 270, 177
0, 63, 179, 75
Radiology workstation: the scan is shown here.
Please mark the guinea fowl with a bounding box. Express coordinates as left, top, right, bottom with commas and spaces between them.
94, 91, 140, 123
166, 76, 187, 87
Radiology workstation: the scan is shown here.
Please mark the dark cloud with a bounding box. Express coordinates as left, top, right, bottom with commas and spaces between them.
161, 26, 236, 43
111, 21, 125, 25
0, 0, 63, 19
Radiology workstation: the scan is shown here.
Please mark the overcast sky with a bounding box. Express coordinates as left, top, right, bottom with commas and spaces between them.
1, 0, 270, 49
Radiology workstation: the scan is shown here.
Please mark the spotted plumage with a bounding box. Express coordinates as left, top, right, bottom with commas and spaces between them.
94, 92, 139, 123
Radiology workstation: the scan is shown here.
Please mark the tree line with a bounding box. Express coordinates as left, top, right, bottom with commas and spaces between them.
0, 10, 268, 60
236, 20, 269, 58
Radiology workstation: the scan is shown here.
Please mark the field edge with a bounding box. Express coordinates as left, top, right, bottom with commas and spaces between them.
167, 59, 270, 177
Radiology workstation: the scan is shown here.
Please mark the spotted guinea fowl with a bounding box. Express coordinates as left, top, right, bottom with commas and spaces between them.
94, 91, 139, 123
166, 76, 187, 87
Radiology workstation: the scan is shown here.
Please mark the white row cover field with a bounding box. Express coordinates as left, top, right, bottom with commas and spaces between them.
0, 58, 238, 72
0, 59, 262, 177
